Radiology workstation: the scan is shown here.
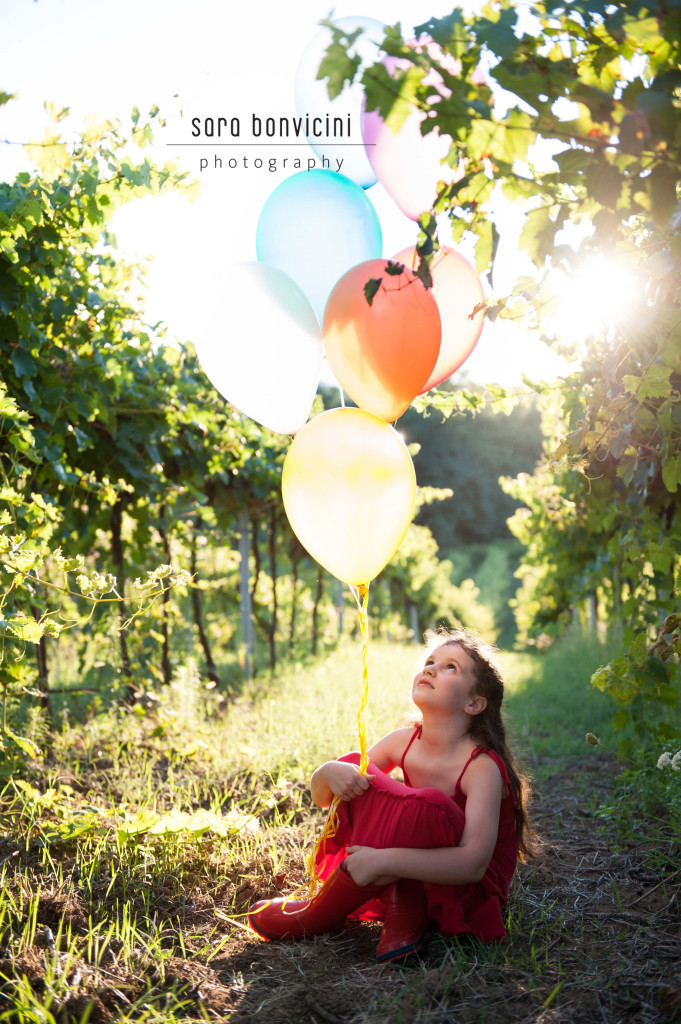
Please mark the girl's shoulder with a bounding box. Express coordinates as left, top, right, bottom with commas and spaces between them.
367, 726, 418, 772
459, 747, 510, 799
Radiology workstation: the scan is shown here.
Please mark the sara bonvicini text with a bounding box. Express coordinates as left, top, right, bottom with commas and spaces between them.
190, 114, 353, 139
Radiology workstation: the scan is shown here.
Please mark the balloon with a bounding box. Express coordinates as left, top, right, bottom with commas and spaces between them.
282, 408, 416, 585
256, 169, 382, 322
294, 16, 384, 189
394, 246, 485, 391
322, 258, 441, 421
361, 39, 462, 221
194, 262, 321, 435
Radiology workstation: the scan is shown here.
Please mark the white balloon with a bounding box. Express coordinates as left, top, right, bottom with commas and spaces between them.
294, 16, 385, 189
194, 263, 322, 435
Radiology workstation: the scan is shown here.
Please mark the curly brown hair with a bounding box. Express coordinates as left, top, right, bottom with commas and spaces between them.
423, 626, 535, 861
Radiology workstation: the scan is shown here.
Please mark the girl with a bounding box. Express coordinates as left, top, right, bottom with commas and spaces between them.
248, 628, 533, 962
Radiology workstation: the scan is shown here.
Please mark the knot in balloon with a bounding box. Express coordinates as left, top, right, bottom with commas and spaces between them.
323, 258, 441, 422
361, 37, 463, 221
393, 246, 485, 392
256, 169, 382, 322
282, 408, 416, 586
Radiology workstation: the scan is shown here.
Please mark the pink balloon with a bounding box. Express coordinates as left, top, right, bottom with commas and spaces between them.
361, 38, 462, 221
394, 246, 484, 391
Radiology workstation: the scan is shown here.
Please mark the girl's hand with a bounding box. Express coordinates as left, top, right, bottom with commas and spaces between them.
344, 845, 399, 887
321, 761, 375, 802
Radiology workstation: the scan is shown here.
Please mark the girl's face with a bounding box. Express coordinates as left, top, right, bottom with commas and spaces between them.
412, 642, 480, 715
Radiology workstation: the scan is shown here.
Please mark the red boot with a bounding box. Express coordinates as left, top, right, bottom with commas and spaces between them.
248, 866, 384, 941
376, 879, 437, 963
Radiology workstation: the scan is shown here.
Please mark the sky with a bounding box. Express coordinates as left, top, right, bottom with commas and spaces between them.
0, 0, 565, 388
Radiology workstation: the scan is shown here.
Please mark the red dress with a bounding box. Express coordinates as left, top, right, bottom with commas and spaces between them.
314, 726, 518, 941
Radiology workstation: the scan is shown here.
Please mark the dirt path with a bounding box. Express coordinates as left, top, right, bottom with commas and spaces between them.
196, 757, 680, 1023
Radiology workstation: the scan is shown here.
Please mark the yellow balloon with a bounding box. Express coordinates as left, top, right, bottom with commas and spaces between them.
282, 408, 416, 585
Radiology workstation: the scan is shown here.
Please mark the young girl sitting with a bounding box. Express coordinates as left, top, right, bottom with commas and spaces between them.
248, 628, 533, 962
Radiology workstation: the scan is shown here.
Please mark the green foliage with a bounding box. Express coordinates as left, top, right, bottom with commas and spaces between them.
591, 614, 681, 741
382, 521, 496, 640
0, 110, 231, 755
318, 0, 681, 746
403, 392, 543, 548
448, 540, 524, 647
594, 743, 681, 859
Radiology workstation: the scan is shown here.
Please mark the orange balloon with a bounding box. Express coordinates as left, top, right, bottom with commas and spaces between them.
394, 246, 485, 392
393, 245, 483, 393
322, 259, 441, 421
282, 408, 416, 585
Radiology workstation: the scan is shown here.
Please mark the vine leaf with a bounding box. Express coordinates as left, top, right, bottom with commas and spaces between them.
363, 277, 382, 306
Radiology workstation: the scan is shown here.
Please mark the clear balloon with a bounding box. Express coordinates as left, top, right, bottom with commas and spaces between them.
256, 169, 382, 322
323, 258, 441, 421
294, 16, 384, 189
282, 408, 416, 585
361, 39, 462, 221
194, 262, 322, 435
394, 246, 485, 391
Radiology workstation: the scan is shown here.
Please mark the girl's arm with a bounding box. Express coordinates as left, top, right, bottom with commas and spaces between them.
310, 728, 413, 808
344, 754, 504, 886
310, 761, 374, 807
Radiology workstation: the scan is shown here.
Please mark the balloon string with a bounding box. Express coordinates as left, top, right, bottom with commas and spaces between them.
350, 583, 370, 774
305, 581, 370, 896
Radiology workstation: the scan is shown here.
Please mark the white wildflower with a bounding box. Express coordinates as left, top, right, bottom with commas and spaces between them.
657, 752, 672, 769
671, 752, 681, 771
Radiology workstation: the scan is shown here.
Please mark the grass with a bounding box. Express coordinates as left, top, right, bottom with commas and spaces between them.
0, 630, 678, 1022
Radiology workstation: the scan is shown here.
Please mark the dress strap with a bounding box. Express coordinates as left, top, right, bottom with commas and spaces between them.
400, 724, 422, 787
455, 746, 516, 804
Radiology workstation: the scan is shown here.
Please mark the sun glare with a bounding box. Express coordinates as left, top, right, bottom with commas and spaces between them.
547, 258, 645, 349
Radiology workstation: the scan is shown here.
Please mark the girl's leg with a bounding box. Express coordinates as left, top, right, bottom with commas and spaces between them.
333, 752, 465, 851
323, 753, 465, 961
247, 867, 385, 941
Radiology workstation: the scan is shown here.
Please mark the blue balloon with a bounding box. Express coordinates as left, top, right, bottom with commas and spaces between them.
256, 170, 382, 322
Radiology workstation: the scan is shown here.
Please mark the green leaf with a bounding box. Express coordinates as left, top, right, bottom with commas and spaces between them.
474, 218, 498, 275
6, 729, 41, 758
7, 613, 44, 643
149, 809, 192, 835
10, 347, 37, 380
622, 365, 672, 402
615, 453, 636, 485
40, 813, 104, 845
585, 157, 621, 209
591, 659, 639, 701
628, 633, 649, 665
116, 812, 160, 839
519, 205, 553, 267
643, 655, 670, 686
474, 7, 519, 60
363, 277, 382, 306
661, 456, 679, 494
317, 30, 362, 100
623, 14, 663, 50
414, 11, 469, 48
554, 147, 592, 176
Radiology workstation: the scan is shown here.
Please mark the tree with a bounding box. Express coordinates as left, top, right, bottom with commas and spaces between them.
401, 393, 542, 549
323, 0, 680, 736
